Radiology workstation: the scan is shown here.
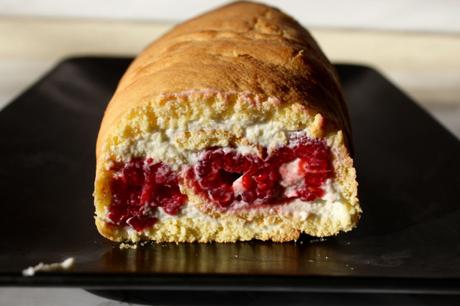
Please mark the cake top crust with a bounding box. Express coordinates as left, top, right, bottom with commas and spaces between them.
97, 1, 352, 157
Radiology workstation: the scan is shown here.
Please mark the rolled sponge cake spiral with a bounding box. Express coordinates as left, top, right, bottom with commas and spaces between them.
94, 1, 360, 242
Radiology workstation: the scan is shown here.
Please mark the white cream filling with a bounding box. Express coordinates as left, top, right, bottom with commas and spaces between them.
279, 158, 304, 197
109, 118, 313, 168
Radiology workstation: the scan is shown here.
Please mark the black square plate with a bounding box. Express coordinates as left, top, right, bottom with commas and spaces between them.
0, 57, 459, 294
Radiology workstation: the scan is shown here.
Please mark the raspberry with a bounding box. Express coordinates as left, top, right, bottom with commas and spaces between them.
187, 136, 333, 209
108, 159, 187, 231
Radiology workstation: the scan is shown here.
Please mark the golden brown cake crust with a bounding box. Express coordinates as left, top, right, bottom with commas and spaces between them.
96, 1, 351, 158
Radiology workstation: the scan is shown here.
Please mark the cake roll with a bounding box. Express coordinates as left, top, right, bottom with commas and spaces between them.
94, 1, 361, 242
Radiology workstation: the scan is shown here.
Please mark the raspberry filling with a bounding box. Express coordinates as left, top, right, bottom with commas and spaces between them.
187, 136, 333, 209
107, 136, 333, 231
108, 158, 187, 231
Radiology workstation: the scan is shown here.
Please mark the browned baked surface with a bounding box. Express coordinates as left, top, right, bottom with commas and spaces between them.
97, 1, 351, 158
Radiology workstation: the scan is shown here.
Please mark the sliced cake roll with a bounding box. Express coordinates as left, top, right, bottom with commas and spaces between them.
94, 1, 361, 242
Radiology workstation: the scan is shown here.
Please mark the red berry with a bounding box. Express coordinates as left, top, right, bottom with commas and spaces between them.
241, 190, 257, 203
209, 185, 234, 207
187, 137, 332, 209
241, 175, 254, 189
108, 159, 187, 232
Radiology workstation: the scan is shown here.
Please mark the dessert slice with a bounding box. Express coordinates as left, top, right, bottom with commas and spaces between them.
93, 1, 360, 242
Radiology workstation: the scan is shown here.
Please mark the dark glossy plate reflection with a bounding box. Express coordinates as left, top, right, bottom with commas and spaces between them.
0, 57, 459, 293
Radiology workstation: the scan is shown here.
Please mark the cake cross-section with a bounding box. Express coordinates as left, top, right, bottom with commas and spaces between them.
93, 1, 360, 243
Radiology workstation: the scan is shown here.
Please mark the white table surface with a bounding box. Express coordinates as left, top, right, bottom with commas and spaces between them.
0, 18, 459, 305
